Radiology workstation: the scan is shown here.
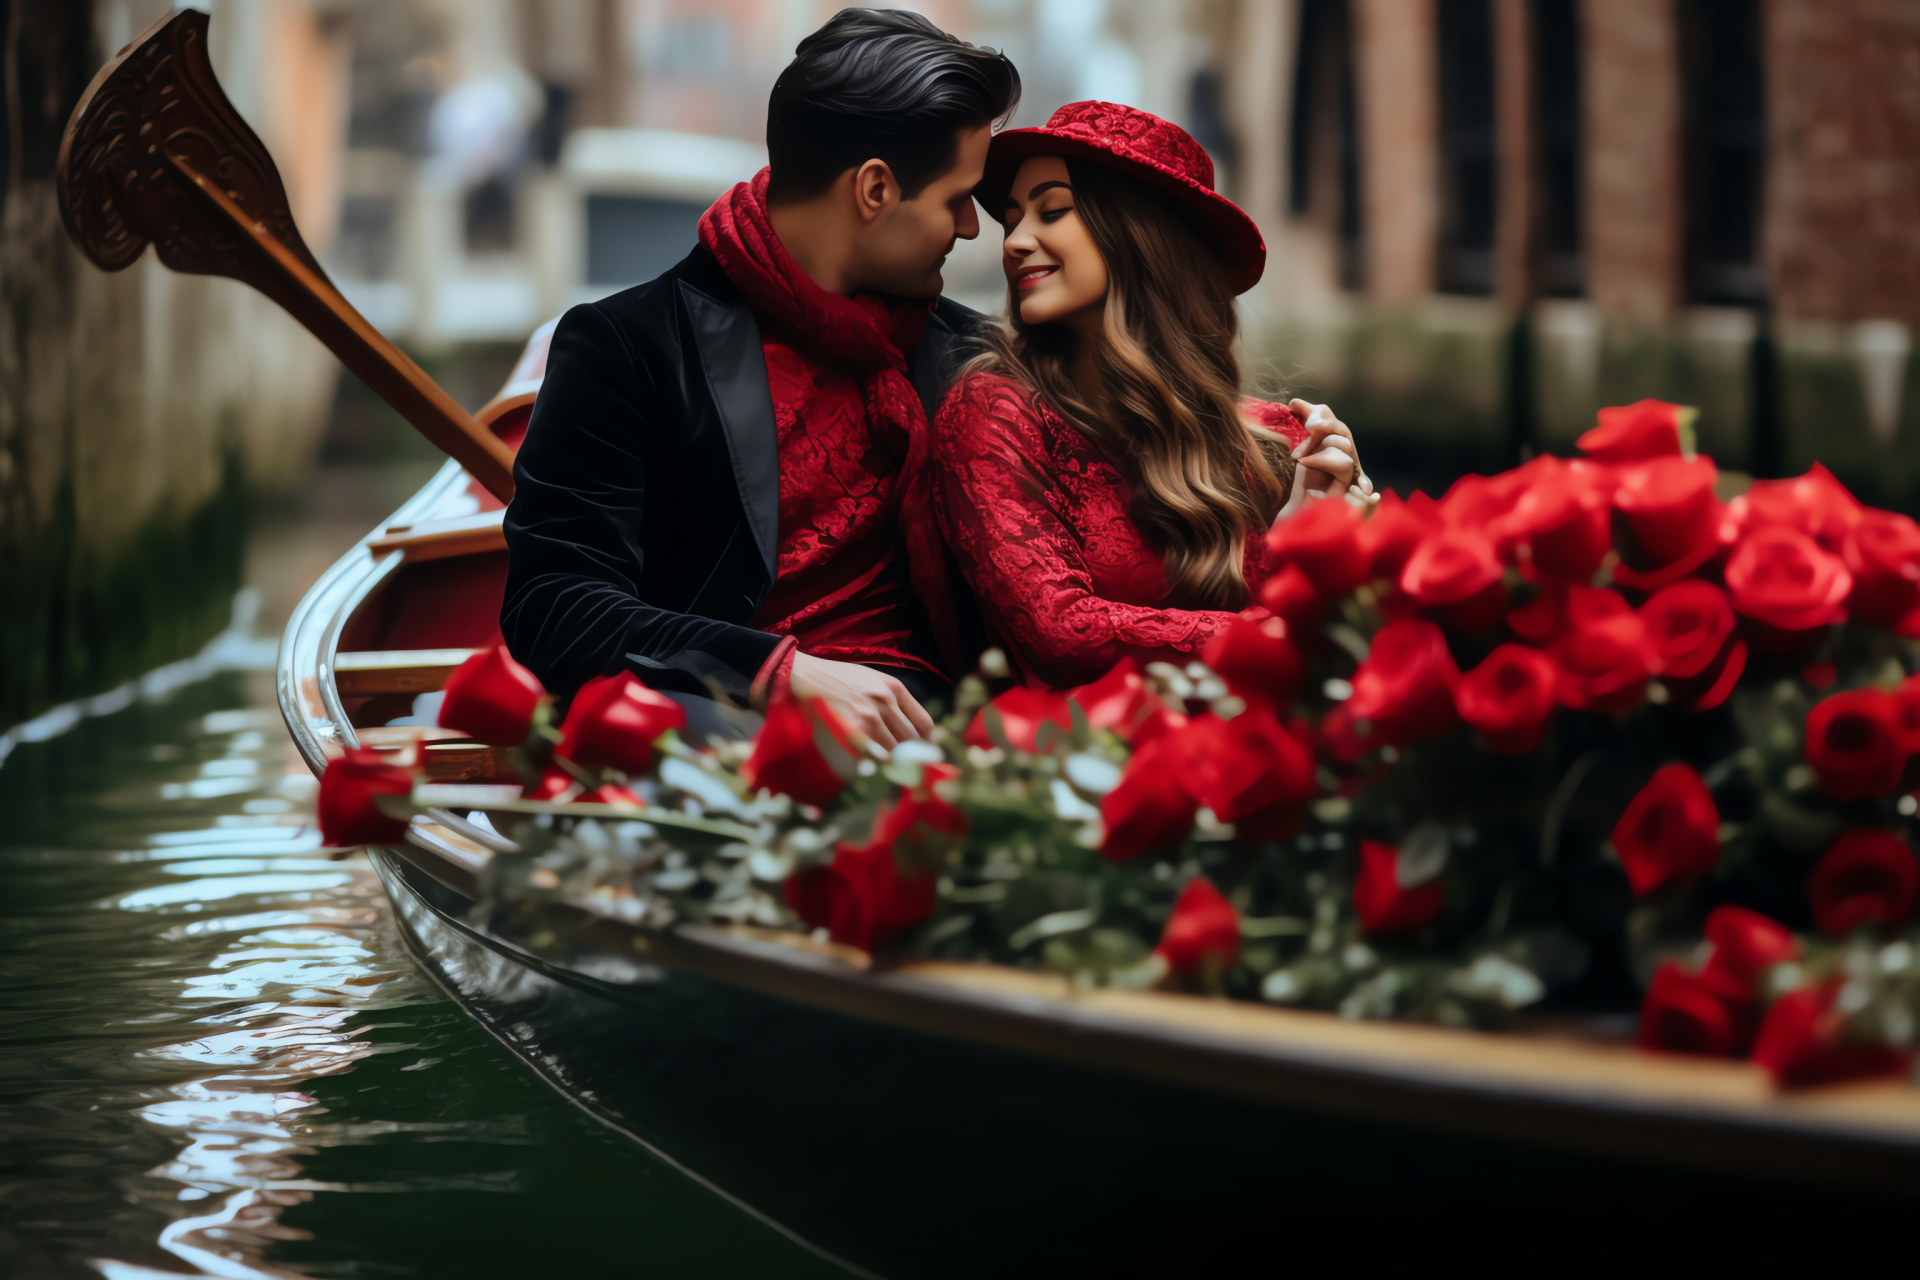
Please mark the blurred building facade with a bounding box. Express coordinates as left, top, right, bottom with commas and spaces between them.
1223, 0, 1920, 503
318, 0, 1920, 499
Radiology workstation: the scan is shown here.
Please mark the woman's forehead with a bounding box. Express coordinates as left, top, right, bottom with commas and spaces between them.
1008, 154, 1072, 201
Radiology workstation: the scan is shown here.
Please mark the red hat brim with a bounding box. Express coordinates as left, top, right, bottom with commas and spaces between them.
978, 126, 1267, 294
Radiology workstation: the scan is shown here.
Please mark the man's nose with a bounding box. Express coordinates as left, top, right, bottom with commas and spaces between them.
955, 199, 980, 241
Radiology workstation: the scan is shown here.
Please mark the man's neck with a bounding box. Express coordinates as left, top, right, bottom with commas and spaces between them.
767, 196, 860, 296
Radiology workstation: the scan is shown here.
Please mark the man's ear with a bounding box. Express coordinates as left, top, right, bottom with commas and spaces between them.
851, 158, 900, 224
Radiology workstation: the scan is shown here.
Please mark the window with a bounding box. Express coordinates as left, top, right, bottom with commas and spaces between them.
464, 177, 516, 255
1289, 0, 1364, 289
1531, 0, 1583, 295
1679, 0, 1766, 304
585, 195, 708, 287
1436, 0, 1497, 294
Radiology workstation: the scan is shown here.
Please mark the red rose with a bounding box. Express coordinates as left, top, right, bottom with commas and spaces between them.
1723, 463, 1862, 552
1896, 678, 1920, 752
1843, 509, 1920, 635
555, 673, 687, 775
1100, 736, 1200, 861
1637, 961, 1739, 1057
742, 693, 857, 807
1505, 587, 1570, 644
869, 762, 969, 859
1577, 399, 1692, 463
1258, 564, 1324, 631
1266, 496, 1367, 598
524, 767, 579, 802
1202, 615, 1303, 710
1495, 467, 1612, 584
1130, 703, 1189, 747
784, 833, 936, 953
1699, 905, 1799, 1003
1439, 470, 1530, 532
585, 782, 645, 809
1752, 982, 1913, 1088
1802, 689, 1907, 801
1551, 587, 1657, 714
1317, 702, 1373, 764
1610, 456, 1725, 589
1611, 763, 1720, 896
1066, 660, 1157, 740
1345, 618, 1460, 747
1399, 529, 1507, 631
317, 748, 416, 846
1454, 644, 1558, 754
1723, 526, 1852, 640
964, 686, 1074, 753
1356, 490, 1442, 582
1638, 580, 1746, 710
1155, 877, 1240, 976
1807, 830, 1918, 935
436, 645, 547, 746
1174, 708, 1315, 823
1353, 838, 1445, 934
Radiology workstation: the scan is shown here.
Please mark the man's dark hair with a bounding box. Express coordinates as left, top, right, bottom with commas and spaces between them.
766, 9, 1021, 202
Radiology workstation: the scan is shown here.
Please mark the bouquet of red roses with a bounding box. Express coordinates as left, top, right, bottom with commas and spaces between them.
316, 399, 1920, 1091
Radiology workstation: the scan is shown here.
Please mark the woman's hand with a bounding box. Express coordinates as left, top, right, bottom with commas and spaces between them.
1287, 399, 1373, 499
1272, 400, 1376, 524
788, 653, 934, 751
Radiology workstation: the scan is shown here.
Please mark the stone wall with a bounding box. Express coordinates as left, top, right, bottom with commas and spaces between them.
0, 0, 343, 727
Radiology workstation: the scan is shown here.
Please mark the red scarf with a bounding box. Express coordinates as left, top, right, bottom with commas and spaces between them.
698, 170, 960, 673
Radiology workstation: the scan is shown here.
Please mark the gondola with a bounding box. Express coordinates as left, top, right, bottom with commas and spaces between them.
59, 12, 1920, 1277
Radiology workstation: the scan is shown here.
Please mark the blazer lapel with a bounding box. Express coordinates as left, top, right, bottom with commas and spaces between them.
680, 279, 779, 585
912, 316, 963, 421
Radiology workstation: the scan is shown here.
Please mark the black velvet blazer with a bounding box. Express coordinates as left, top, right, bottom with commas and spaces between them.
501, 245, 982, 704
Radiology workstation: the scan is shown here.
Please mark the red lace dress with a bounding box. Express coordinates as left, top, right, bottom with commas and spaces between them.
930, 373, 1307, 688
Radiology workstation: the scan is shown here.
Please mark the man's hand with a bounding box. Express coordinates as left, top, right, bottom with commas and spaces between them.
788, 654, 934, 751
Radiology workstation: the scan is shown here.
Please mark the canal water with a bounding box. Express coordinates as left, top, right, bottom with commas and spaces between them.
0, 463, 844, 1278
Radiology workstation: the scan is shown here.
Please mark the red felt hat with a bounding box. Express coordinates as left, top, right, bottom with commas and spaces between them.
978, 101, 1267, 294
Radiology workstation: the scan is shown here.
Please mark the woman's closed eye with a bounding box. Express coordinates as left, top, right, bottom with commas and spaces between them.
1040, 205, 1073, 223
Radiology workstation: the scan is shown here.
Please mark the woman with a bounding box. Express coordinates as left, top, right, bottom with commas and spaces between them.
932, 102, 1371, 688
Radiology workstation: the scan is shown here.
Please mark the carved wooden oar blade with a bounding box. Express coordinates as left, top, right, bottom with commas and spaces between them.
55, 9, 518, 504
58, 9, 326, 288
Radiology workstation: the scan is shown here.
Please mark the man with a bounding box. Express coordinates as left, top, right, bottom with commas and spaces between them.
502, 10, 1019, 747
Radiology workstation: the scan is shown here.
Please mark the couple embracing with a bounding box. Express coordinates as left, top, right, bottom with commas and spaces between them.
502, 9, 1371, 744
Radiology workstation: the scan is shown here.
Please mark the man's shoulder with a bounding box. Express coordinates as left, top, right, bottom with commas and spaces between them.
583, 245, 743, 334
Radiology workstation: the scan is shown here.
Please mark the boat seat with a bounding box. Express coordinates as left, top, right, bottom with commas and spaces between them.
333, 648, 481, 696
366, 509, 507, 563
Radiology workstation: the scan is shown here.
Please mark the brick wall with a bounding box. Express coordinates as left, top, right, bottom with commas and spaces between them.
1766, 0, 1920, 326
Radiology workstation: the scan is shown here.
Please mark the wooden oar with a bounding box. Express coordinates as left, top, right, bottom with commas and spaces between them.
55, 9, 518, 504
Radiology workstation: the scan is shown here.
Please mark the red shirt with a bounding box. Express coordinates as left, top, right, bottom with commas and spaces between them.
698, 169, 952, 685
751, 322, 940, 678
931, 372, 1306, 688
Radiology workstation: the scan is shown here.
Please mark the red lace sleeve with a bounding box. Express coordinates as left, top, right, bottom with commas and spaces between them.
932, 376, 1242, 688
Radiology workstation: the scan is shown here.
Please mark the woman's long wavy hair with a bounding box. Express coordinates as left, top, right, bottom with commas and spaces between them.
970, 157, 1295, 610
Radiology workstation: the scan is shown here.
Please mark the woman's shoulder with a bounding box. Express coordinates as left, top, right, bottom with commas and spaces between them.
1242, 397, 1308, 444
934, 370, 1054, 455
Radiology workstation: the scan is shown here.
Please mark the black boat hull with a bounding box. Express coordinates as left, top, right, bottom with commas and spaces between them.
374, 850, 1919, 1276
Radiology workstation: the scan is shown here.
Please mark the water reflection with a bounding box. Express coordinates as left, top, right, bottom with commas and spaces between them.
0, 672, 841, 1278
